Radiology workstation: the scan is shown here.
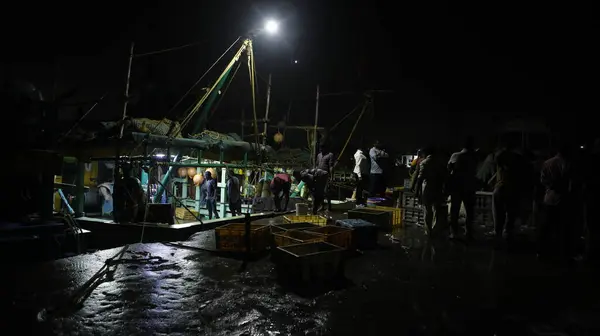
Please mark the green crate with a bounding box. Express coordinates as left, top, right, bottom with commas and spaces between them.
348, 208, 392, 231
275, 242, 345, 283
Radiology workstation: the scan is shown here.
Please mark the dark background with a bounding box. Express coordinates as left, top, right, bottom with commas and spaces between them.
1, 0, 597, 157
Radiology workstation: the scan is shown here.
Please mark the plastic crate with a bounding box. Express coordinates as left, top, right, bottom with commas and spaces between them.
305, 226, 353, 249
175, 207, 199, 220
283, 215, 328, 226
401, 192, 420, 209
270, 222, 321, 234
475, 191, 493, 212
275, 242, 345, 283
348, 208, 392, 231
272, 230, 325, 247
368, 205, 402, 227
335, 219, 378, 249
214, 223, 270, 252
402, 207, 423, 225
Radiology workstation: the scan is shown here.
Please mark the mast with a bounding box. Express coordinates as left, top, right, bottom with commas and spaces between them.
262, 73, 272, 146
313, 85, 320, 166
114, 42, 135, 222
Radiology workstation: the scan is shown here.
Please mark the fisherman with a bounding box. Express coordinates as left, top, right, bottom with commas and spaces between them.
369, 140, 389, 197
492, 139, 523, 244
98, 180, 114, 217
585, 139, 600, 266
353, 147, 369, 206
270, 172, 291, 212
201, 170, 219, 220
409, 149, 424, 176
539, 142, 576, 262
293, 168, 328, 215
316, 143, 335, 211
447, 136, 479, 240
410, 149, 425, 193
415, 146, 447, 236
226, 170, 242, 216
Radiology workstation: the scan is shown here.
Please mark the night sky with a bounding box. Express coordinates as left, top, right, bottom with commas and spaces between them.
2, 1, 598, 156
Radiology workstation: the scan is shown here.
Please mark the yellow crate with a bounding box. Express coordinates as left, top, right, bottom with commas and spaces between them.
283, 215, 328, 226
215, 223, 270, 252
273, 230, 325, 247
371, 206, 402, 226
175, 207, 199, 220
305, 226, 353, 249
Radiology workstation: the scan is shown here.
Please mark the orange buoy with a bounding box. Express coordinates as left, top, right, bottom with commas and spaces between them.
207, 168, 218, 179
273, 132, 284, 144
177, 167, 187, 178
187, 167, 197, 178
192, 174, 204, 185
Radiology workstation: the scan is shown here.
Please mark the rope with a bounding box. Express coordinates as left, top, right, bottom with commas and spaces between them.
189, 130, 228, 141
336, 101, 369, 165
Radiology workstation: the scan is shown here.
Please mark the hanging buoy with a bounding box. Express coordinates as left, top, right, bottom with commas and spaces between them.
207, 168, 218, 179
177, 167, 188, 178
192, 174, 204, 185
187, 167, 197, 178
273, 132, 284, 144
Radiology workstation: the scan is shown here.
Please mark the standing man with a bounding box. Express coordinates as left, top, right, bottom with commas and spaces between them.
539, 143, 575, 262
226, 170, 242, 216
369, 140, 389, 197
293, 168, 328, 215
353, 147, 369, 206
415, 146, 447, 236
201, 170, 219, 220
448, 136, 479, 240
316, 143, 335, 211
492, 139, 523, 243
270, 172, 291, 212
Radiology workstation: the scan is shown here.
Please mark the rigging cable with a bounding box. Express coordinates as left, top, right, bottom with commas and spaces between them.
335, 100, 370, 166
134, 39, 210, 58
178, 40, 249, 132
126, 36, 242, 157
247, 40, 260, 153
329, 102, 362, 133
206, 60, 242, 124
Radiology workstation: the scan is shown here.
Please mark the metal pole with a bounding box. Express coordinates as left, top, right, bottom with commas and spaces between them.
241, 108, 245, 139
244, 212, 252, 259
313, 85, 320, 166
114, 42, 135, 223
119, 42, 135, 139
262, 73, 272, 146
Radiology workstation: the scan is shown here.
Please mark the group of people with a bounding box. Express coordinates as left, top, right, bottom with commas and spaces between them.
352, 141, 391, 206
409, 136, 600, 265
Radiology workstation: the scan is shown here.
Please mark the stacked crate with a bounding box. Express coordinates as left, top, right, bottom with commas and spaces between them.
400, 191, 423, 225
474, 191, 494, 226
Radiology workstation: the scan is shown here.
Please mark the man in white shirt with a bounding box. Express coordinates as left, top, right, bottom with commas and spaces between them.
353, 148, 369, 206
369, 140, 389, 196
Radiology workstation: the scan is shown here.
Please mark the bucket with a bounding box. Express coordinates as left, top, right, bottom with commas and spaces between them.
296, 203, 309, 216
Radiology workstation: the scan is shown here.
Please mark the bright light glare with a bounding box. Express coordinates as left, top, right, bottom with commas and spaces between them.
294, 60, 298, 64
264, 19, 279, 34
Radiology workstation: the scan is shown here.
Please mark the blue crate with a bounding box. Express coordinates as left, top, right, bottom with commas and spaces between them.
335, 219, 377, 249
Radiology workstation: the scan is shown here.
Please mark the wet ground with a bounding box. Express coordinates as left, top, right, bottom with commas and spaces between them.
2, 214, 600, 335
